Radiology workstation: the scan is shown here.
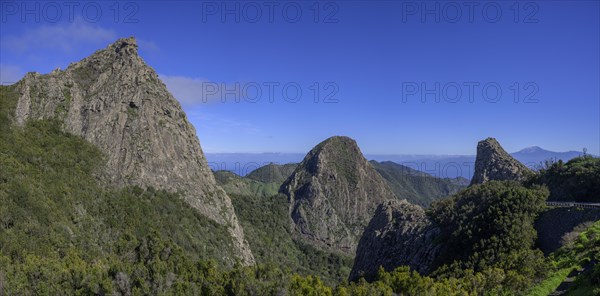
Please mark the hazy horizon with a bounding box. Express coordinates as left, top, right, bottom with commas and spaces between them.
202, 144, 589, 155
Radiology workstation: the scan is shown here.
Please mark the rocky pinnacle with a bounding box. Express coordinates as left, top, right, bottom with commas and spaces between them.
280, 136, 397, 255
470, 137, 532, 186
13, 37, 255, 265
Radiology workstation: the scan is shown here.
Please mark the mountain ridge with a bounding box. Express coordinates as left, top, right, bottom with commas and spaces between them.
208, 146, 588, 179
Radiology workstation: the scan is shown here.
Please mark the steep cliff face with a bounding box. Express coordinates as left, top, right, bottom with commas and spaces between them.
12, 37, 254, 265
535, 207, 600, 255
471, 138, 532, 185
349, 200, 440, 282
280, 136, 397, 254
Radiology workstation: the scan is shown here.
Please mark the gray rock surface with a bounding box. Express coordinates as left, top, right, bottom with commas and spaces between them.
12, 37, 254, 265
349, 200, 441, 282
470, 137, 532, 185
280, 136, 397, 255
535, 207, 600, 255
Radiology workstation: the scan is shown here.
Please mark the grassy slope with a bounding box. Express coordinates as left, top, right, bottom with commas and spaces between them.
226, 189, 353, 286
526, 267, 573, 296
214, 158, 355, 285
213, 170, 280, 198
371, 160, 466, 207
245, 163, 298, 184
527, 220, 600, 295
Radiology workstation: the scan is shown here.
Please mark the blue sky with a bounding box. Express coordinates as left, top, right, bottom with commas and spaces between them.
1, 1, 598, 155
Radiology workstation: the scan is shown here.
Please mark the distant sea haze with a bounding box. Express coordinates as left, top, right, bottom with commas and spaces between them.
205, 147, 588, 179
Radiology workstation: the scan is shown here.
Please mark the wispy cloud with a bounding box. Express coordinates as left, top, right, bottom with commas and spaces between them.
160, 75, 213, 107
160, 75, 249, 107
0, 64, 24, 85
185, 109, 264, 153
137, 38, 160, 53
1, 20, 116, 53
187, 110, 262, 136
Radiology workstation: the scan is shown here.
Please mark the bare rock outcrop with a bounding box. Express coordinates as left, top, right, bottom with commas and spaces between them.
349, 200, 441, 282
280, 136, 397, 255
12, 37, 254, 265
470, 137, 532, 185
535, 207, 600, 255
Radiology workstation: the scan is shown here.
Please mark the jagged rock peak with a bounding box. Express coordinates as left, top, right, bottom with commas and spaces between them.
86, 36, 138, 61
470, 137, 532, 185
112, 36, 138, 53
12, 37, 255, 265
349, 199, 440, 282
94, 36, 139, 58
280, 135, 397, 255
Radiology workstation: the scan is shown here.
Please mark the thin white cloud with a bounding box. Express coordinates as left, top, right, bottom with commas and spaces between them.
0, 64, 24, 85
160, 75, 213, 106
137, 38, 160, 53
186, 110, 263, 152
1, 20, 116, 53
192, 112, 262, 135
160, 75, 247, 107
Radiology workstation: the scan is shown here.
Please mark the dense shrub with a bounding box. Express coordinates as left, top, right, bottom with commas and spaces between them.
528, 156, 600, 202
427, 181, 552, 293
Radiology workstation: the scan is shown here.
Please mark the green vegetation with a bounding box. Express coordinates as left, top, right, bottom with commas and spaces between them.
548, 220, 600, 295
127, 104, 139, 117
526, 220, 600, 295
428, 181, 552, 294
214, 161, 355, 284
528, 155, 600, 202
2, 84, 598, 295
0, 118, 235, 263
526, 267, 572, 296
230, 192, 353, 286
0, 113, 486, 294
72, 64, 101, 91
55, 88, 72, 117
315, 136, 360, 184
0, 84, 19, 133
370, 160, 466, 207
213, 170, 280, 198
215, 162, 355, 285
245, 163, 297, 184
0, 87, 244, 293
